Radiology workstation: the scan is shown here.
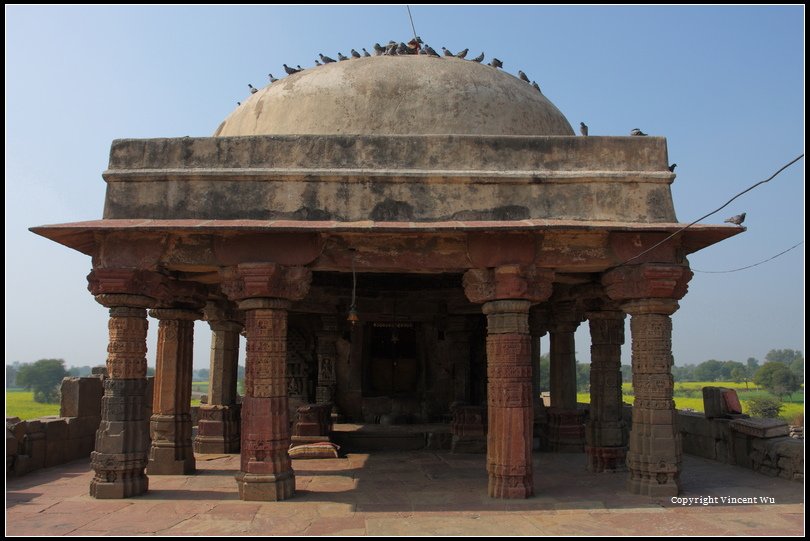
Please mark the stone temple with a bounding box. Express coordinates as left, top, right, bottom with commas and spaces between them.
31, 54, 742, 501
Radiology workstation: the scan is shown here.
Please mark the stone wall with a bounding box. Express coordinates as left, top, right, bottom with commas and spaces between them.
6, 376, 153, 477
676, 410, 803, 482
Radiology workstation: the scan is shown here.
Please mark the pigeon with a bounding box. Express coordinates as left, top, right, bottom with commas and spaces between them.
396, 42, 409, 55
418, 47, 426, 55
268, 73, 279, 83
337, 52, 349, 61
518, 70, 530, 83
724, 212, 746, 226
283, 64, 300, 75
237, 102, 241, 106
425, 45, 441, 57
442, 47, 454, 57
351, 49, 361, 59
456, 48, 469, 59
531, 81, 542, 93
580, 122, 589, 136
385, 42, 398, 55
489, 58, 503, 68
406, 39, 420, 54
320, 53, 336, 63
362, 48, 371, 57
314, 60, 322, 66
470, 52, 485, 63
248, 84, 258, 94
373, 43, 385, 55
630, 128, 648, 136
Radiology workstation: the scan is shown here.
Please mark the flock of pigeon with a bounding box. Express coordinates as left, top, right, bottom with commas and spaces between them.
241, 37, 543, 104
236, 40, 748, 227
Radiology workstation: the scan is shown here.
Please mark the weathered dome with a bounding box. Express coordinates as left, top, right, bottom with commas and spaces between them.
215, 55, 574, 137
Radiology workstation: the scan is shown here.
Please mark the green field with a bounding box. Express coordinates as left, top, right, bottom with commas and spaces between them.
579, 381, 803, 423
6, 390, 60, 420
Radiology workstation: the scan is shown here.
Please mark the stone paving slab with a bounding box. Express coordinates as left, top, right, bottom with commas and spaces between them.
6, 451, 804, 536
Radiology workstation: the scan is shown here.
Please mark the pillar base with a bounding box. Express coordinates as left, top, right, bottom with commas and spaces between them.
195, 404, 241, 454
89, 451, 149, 499
488, 473, 533, 499
586, 445, 627, 473
547, 408, 585, 452
235, 470, 295, 501
147, 447, 196, 475
627, 451, 680, 498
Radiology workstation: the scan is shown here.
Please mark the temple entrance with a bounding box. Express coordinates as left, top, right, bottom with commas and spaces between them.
360, 321, 422, 423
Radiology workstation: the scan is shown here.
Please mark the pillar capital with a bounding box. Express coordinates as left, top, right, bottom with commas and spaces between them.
88, 268, 165, 303
602, 263, 692, 303
463, 266, 554, 305
549, 300, 583, 334
528, 305, 550, 337
622, 298, 680, 316
585, 309, 626, 322
482, 300, 531, 334
149, 308, 202, 321
204, 300, 244, 331
220, 263, 311, 302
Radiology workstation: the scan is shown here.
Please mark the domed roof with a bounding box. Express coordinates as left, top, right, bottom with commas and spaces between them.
215, 55, 574, 137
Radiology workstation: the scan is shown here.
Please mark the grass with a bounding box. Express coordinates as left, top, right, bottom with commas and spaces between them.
579, 381, 804, 423
191, 381, 209, 393
6, 390, 60, 420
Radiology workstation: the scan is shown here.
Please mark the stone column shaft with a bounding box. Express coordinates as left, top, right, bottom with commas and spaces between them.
447, 316, 472, 404
196, 318, 242, 454
238, 298, 294, 501
315, 316, 338, 407
549, 326, 577, 409
148, 309, 199, 475
547, 306, 585, 453
90, 296, 152, 499
602, 263, 692, 498
625, 299, 681, 497
483, 300, 534, 498
586, 311, 627, 472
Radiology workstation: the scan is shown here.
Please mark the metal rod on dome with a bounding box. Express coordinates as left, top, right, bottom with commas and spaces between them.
406, 5, 418, 42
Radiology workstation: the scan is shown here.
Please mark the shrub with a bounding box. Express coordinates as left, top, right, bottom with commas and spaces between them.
744, 396, 784, 419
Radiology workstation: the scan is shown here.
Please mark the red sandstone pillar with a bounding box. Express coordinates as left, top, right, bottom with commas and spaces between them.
195, 301, 243, 454
547, 302, 585, 453
222, 263, 311, 501
463, 265, 554, 499
147, 308, 201, 475
603, 264, 692, 498
87, 269, 162, 499
315, 316, 338, 410
585, 309, 627, 472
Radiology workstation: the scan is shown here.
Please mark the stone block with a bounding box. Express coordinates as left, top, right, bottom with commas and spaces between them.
91, 366, 108, 378
730, 418, 789, 438
702, 386, 729, 419
60, 376, 104, 418
41, 417, 69, 441
45, 439, 66, 467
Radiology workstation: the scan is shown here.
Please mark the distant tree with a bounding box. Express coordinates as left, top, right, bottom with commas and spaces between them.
6, 363, 19, 387
538, 353, 550, 391
693, 359, 724, 382
193, 368, 210, 382
744, 396, 783, 419
789, 357, 803, 383
575, 362, 590, 392
146, 366, 156, 377
765, 349, 803, 366
721, 360, 745, 381
730, 365, 751, 389
16, 359, 68, 403
754, 362, 800, 399
67, 365, 93, 377
620, 364, 633, 383
746, 357, 760, 372
672, 364, 697, 382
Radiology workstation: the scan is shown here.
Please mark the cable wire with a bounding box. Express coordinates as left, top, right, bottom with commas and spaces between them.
618, 153, 804, 267
692, 241, 803, 273
406, 6, 418, 42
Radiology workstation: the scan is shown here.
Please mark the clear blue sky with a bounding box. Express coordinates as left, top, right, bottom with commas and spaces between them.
5, 6, 804, 371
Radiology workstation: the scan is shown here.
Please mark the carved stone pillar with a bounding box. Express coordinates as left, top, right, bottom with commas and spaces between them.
528, 306, 549, 450
147, 308, 201, 475
196, 302, 243, 454
585, 310, 627, 472
315, 316, 338, 409
463, 265, 554, 499
222, 263, 311, 501
87, 269, 162, 499
547, 302, 585, 452
603, 264, 692, 498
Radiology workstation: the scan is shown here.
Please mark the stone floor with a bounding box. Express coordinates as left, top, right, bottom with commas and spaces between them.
6, 451, 804, 536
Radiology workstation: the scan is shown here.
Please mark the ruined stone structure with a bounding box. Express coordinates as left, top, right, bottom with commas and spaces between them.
32, 55, 742, 500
